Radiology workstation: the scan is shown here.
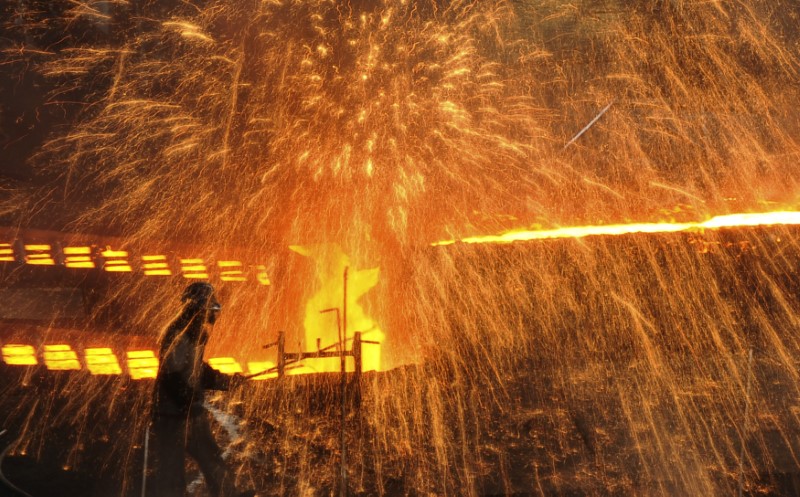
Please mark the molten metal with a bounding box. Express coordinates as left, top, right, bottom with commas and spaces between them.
433, 211, 800, 246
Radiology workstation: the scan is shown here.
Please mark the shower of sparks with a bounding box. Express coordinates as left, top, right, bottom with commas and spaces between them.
2, 0, 800, 495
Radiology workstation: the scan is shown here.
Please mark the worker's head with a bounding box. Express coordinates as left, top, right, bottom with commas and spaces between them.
181, 282, 221, 324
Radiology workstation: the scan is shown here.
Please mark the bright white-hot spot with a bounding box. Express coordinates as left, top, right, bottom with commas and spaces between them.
433, 211, 800, 246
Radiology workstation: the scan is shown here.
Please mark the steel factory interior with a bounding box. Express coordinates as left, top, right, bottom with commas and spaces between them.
2, 1, 800, 496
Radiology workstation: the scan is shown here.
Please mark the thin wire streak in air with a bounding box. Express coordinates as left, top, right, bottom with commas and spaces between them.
563, 101, 614, 150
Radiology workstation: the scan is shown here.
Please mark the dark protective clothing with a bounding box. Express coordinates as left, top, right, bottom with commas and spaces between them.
149, 283, 241, 497
154, 309, 229, 417
150, 414, 237, 497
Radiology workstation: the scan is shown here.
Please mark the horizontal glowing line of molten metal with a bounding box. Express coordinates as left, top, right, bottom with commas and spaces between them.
432, 211, 800, 247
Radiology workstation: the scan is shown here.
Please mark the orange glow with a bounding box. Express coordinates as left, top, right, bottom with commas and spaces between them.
0, 243, 15, 262
1, 344, 37, 366
208, 357, 243, 374
85, 347, 122, 375
142, 254, 172, 276
180, 258, 209, 279
1, 340, 374, 379
101, 248, 133, 272
701, 212, 800, 229
64, 246, 96, 268
294, 244, 384, 373
287, 364, 320, 376
433, 211, 800, 246
43, 344, 81, 371
24, 244, 55, 265
219, 260, 246, 282
127, 350, 159, 380
246, 361, 277, 380
255, 265, 271, 285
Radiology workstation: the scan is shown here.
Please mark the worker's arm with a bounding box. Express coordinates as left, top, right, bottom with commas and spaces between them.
201, 362, 233, 391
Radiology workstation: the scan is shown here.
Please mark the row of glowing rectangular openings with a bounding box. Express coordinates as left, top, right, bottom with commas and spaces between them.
0, 344, 278, 380
0, 244, 270, 285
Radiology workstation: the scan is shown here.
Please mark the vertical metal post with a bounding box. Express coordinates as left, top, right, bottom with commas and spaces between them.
339, 267, 348, 497
353, 332, 362, 381
12, 239, 24, 264
277, 331, 286, 378
353, 331, 362, 410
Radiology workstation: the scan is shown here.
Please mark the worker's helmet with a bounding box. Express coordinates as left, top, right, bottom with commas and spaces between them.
181, 282, 221, 323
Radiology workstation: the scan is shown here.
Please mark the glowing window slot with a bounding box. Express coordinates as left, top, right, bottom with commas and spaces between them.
142, 255, 172, 276
0, 243, 15, 262
101, 248, 132, 272
219, 261, 246, 282
287, 364, 316, 376
43, 344, 81, 371
63, 246, 95, 269
180, 258, 208, 279
85, 348, 122, 375
208, 357, 243, 374
24, 244, 55, 265
1, 344, 37, 366
247, 361, 277, 380
127, 350, 159, 380
255, 265, 271, 286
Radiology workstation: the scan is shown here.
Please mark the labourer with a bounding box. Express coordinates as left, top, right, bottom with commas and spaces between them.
150, 282, 251, 497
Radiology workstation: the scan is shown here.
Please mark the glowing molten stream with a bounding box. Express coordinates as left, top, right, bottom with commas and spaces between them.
291, 244, 384, 374
433, 211, 800, 246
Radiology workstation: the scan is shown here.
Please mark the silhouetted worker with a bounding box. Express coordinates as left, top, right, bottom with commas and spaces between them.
150, 282, 250, 497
